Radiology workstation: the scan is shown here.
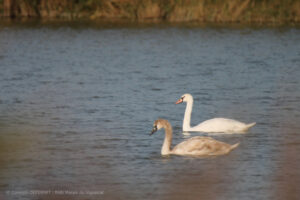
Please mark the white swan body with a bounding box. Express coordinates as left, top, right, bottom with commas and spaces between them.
150, 119, 239, 156
176, 93, 256, 133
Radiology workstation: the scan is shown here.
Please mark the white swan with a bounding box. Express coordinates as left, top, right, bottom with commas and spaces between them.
176, 93, 256, 133
150, 119, 239, 156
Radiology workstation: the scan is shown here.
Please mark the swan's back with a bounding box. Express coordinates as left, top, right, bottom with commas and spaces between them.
193, 118, 255, 133
171, 136, 239, 156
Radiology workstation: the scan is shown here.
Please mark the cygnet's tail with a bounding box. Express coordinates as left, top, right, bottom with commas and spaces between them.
244, 122, 256, 131
230, 142, 240, 151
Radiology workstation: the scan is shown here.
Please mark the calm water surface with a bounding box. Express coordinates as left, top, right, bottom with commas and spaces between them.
0, 22, 300, 200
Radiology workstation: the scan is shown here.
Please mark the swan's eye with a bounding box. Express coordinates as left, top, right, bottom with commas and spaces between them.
181, 96, 185, 100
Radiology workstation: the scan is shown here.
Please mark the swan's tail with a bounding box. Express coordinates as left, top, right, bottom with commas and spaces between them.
244, 122, 256, 131
230, 142, 240, 151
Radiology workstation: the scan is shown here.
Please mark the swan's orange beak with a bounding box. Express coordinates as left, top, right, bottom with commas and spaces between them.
175, 98, 183, 104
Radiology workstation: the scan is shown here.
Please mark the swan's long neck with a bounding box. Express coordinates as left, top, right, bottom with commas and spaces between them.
183, 98, 193, 131
161, 123, 172, 156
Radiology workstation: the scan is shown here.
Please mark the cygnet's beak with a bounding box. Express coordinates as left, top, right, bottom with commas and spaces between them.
150, 126, 157, 135
175, 98, 183, 104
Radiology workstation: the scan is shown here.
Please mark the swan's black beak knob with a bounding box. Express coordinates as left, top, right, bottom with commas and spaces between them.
150, 126, 157, 135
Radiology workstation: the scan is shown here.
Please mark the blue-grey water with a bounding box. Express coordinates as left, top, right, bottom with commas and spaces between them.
0, 22, 300, 200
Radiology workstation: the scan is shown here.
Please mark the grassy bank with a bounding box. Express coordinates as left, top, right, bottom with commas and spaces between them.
1, 0, 300, 25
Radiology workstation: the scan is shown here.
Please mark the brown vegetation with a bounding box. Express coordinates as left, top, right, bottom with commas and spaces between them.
1, 0, 300, 24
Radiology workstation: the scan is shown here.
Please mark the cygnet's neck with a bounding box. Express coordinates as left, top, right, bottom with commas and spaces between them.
161, 122, 173, 156
183, 98, 193, 131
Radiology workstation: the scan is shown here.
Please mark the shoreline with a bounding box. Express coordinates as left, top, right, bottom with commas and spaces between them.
0, 18, 300, 29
